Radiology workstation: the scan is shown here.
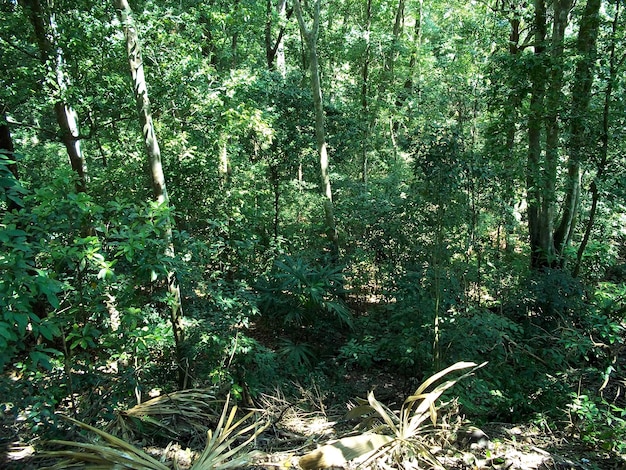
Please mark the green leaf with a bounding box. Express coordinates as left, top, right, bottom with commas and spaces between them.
29, 350, 52, 370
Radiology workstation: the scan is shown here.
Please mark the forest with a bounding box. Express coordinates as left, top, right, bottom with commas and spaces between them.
1, 0, 625, 468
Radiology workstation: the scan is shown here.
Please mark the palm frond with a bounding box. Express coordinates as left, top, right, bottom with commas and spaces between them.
40, 415, 170, 470
109, 388, 223, 440
299, 433, 394, 470
333, 361, 487, 468
191, 394, 269, 470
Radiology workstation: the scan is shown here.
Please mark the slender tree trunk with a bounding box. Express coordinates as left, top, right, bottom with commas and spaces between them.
554, 0, 601, 261
391, 0, 421, 158
294, 0, 339, 260
501, 0, 521, 161
386, 0, 405, 77
265, 0, 289, 75
231, 0, 240, 68
114, 0, 187, 389
19, 0, 87, 193
361, 0, 372, 189
574, 0, 621, 277
527, 0, 547, 269
218, 136, 231, 187
541, 0, 572, 263
499, 1, 522, 253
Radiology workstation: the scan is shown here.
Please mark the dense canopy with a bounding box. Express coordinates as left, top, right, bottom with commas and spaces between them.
1, 0, 625, 467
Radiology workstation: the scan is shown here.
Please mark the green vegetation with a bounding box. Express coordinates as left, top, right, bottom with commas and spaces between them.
1, 0, 625, 468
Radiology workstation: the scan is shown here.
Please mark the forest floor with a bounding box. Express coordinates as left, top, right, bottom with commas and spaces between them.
2, 308, 625, 470
2, 369, 625, 470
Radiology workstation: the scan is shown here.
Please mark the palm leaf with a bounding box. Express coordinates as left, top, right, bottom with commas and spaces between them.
299, 433, 394, 470
110, 389, 223, 440
40, 415, 170, 470
191, 394, 269, 470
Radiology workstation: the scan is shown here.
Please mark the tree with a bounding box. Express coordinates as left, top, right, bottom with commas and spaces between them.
18, 0, 88, 194
265, 0, 290, 75
574, 0, 624, 277
114, 0, 186, 388
526, 0, 573, 269
556, 0, 602, 268
293, 0, 339, 260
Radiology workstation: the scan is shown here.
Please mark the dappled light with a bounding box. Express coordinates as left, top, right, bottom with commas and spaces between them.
1, 0, 626, 468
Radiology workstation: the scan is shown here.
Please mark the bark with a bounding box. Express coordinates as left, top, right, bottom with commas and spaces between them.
527, 0, 573, 269
19, 0, 87, 193
527, 0, 547, 268
265, 0, 290, 75
293, 0, 339, 260
391, 0, 421, 157
499, 1, 522, 253
385, 0, 405, 76
231, 0, 240, 68
554, 0, 601, 259
218, 135, 231, 187
361, 0, 372, 188
115, 0, 187, 389
542, 0, 572, 261
504, 1, 521, 154
574, 0, 620, 277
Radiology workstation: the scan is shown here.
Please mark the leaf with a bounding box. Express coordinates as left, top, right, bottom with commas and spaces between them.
299, 433, 393, 470
46, 415, 171, 470
367, 391, 399, 435
29, 350, 52, 370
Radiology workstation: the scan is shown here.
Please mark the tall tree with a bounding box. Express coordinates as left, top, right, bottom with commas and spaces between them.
361, 0, 372, 188
574, 0, 622, 276
526, 0, 574, 269
19, 0, 88, 193
114, 0, 186, 389
293, 0, 339, 260
265, 0, 290, 75
554, 0, 602, 262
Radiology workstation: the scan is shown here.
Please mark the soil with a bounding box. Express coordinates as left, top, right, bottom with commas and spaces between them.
2, 385, 625, 470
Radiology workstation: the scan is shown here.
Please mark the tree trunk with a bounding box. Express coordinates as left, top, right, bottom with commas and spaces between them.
526, 0, 573, 269
265, 0, 289, 76
385, 0, 405, 77
19, 0, 88, 193
542, 0, 572, 263
293, 0, 339, 260
361, 0, 372, 189
554, 0, 601, 260
114, 0, 187, 389
527, 0, 547, 269
574, 0, 620, 277
499, 1, 522, 254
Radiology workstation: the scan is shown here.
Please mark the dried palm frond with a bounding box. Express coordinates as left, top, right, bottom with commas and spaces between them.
40, 415, 170, 470
300, 361, 487, 470
41, 395, 269, 470
190, 394, 270, 470
109, 388, 223, 441
299, 433, 393, 470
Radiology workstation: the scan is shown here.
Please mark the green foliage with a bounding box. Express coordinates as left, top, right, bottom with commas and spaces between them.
338, 336, 378, 369
521, 268, 586, 325
568, 393, 626, 454
257, 255, 352, 329
2, 0, 626, 464
277, 338, 316, 370
0, 151, 26, 209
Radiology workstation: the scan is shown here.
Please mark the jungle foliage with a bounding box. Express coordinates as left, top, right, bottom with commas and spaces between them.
1, 0, 626, 466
